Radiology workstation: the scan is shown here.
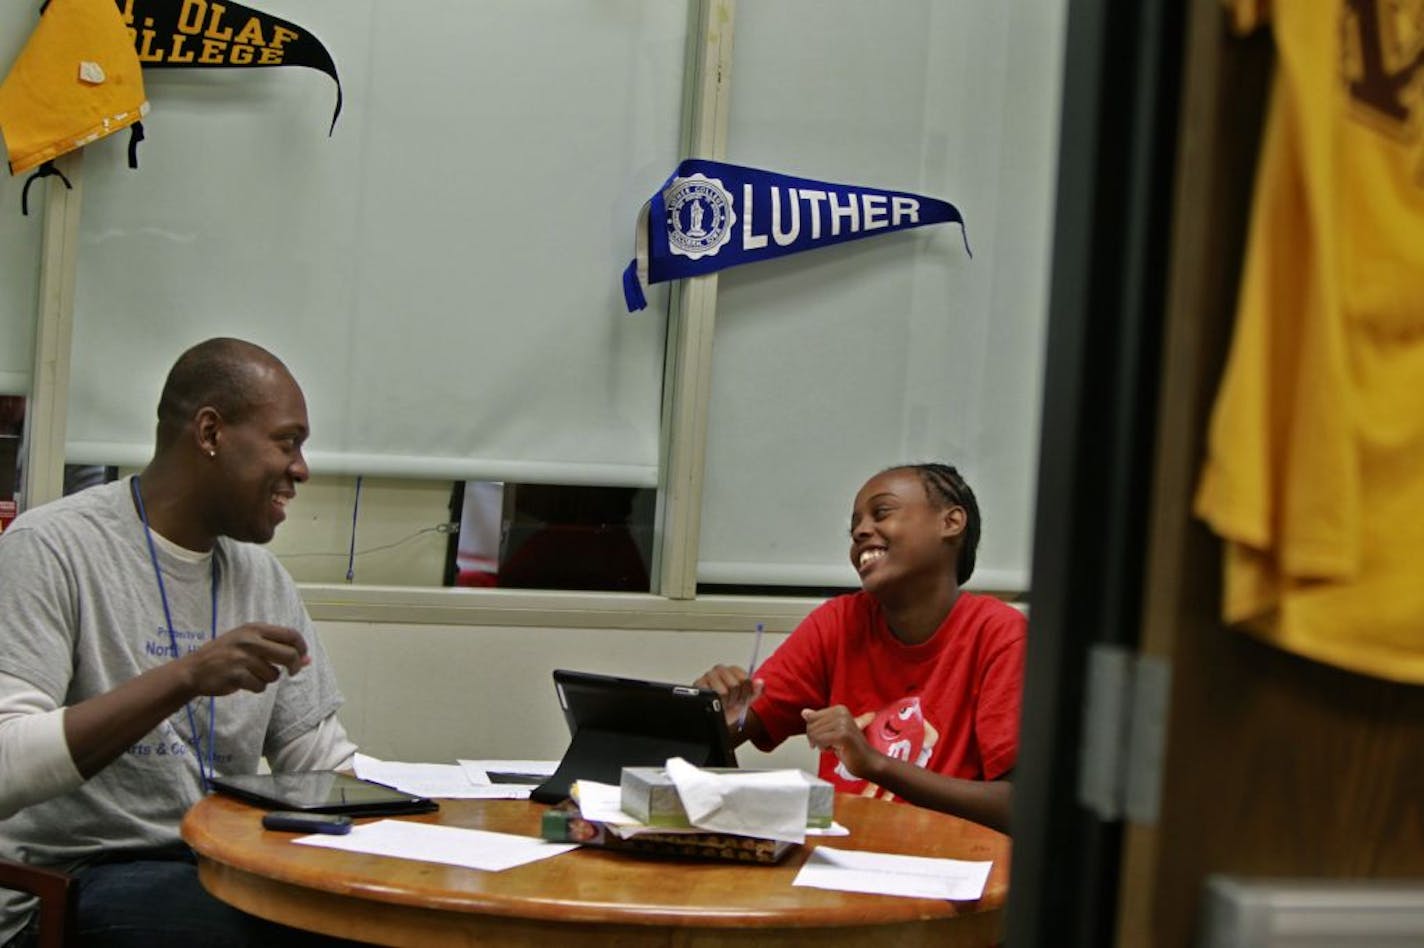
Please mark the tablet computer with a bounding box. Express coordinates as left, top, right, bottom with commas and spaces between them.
531, 670, 737, 804
209, 771, 438, 816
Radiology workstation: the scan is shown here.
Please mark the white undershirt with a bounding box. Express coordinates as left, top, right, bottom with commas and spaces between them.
146, 527, 210, 564
0, 673, 78, 821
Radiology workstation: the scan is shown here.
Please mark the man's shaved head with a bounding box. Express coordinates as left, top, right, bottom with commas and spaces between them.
155, 338, 291, 449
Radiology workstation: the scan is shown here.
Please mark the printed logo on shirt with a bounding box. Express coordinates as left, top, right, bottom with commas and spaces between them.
126, 739, 234, 766
1342, 0, 1424, 147
143, 624, 208, 659
125, 719, 231, 765
834, 696, 939, 801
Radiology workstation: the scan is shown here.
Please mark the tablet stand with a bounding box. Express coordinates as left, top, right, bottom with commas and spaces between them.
531, 729, 722, 805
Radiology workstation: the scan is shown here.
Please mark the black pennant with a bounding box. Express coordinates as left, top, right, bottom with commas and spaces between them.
115, 0, 343, 134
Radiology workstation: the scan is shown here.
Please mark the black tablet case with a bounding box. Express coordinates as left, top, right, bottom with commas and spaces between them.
531, 670, 738, 805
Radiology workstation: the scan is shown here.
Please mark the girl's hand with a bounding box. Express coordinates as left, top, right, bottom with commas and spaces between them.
802, 705, 881, 779
695, 664, 764, 729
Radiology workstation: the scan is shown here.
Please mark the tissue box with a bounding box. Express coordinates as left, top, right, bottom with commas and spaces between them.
619, 767, 834, 828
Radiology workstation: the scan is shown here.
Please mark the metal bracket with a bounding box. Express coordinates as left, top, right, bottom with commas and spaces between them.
1077, 643, 1171, 823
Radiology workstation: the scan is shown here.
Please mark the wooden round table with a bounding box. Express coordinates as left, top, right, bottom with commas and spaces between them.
181, 793, 1009, 947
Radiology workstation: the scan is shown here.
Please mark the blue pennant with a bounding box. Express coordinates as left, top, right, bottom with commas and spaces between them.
623, 159, 970, 312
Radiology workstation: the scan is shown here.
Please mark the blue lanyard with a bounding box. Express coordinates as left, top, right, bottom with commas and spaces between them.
131, 477, 218, 789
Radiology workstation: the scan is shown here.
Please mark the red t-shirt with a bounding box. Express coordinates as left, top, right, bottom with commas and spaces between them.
749, 591, 1025, 799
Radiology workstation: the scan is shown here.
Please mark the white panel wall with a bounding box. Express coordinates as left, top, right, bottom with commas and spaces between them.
317, 620, 819, 773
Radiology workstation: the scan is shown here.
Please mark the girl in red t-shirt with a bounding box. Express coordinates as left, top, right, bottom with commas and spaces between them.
696, 464, 1025, 833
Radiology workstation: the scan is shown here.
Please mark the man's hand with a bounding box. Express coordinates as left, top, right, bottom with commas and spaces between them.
178, 624, 310, 697
802, 705, 881, 780
63, 624, 311, 778
694, 664, 764, 730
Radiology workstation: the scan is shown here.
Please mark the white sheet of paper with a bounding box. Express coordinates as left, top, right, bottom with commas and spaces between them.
806, 823, 851, 837
570, 780, 637, 824
666, 757, 809, 844
793, 847, 993, 901
293, 819, 577, 872
353, 753, 499, 799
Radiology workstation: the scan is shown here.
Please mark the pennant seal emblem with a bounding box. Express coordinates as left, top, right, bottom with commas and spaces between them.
665, 172, 735, 259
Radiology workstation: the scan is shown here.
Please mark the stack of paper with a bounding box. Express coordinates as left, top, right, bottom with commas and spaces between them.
295, 820, 576, 872
352, 753, 556, 800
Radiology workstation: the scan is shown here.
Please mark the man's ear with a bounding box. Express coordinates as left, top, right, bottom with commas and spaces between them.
940, 504, 967, 542
194, 406, 223, 457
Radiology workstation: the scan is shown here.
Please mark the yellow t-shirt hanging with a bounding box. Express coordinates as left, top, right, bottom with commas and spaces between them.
1196, 0, 1424, 683
0, 0, 148, 175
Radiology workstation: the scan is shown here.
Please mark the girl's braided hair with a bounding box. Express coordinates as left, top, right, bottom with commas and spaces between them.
888, 462, 981, 585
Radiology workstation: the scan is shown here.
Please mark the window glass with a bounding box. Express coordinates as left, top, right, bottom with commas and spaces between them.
470, 482, 655, 593
266, 476, 654, 592
0, 396, 22, 509
268, 475, 454, 587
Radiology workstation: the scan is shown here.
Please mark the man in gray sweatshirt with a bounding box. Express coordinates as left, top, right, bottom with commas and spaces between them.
0, 338, 357, 947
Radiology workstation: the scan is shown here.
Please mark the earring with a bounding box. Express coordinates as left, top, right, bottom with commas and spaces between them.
207, 449, 217, 458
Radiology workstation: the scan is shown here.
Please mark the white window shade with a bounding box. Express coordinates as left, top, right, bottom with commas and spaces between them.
0, 216, 38, 396
0, 5, 44, 396
62, 1, 686, 487
697, 0, 1066, 591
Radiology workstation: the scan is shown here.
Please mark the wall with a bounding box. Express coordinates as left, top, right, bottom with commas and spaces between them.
270, 476, 452, 587
316, 620, 817, 773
